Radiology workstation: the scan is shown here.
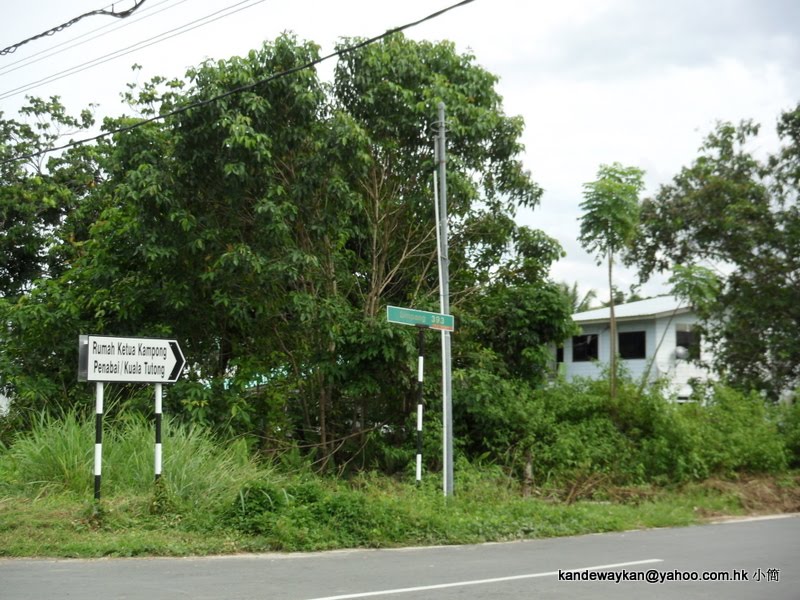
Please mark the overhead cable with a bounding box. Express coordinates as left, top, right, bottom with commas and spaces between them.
1, 1, 147, 56
1, 0, 476, 167
0, 0, 267, 101
0, 0, 188, 78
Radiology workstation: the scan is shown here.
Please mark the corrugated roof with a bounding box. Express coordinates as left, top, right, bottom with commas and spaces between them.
572, 295, 690, 323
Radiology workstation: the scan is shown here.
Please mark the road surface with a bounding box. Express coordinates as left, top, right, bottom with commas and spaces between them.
1, 514, 797, 599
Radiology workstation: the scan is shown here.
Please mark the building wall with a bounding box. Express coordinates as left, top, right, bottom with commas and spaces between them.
562, 311, 714, 400
651, 313, 714, 399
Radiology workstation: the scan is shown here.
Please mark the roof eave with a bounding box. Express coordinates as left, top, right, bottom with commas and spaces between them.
573, 306, 693, 325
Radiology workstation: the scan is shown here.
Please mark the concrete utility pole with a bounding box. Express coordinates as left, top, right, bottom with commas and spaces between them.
437, 102, 454, 497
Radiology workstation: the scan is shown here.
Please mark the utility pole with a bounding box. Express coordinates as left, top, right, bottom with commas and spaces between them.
437, 102, 454, 497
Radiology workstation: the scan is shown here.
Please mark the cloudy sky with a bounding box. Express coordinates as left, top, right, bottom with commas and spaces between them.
2, 0, 798, 301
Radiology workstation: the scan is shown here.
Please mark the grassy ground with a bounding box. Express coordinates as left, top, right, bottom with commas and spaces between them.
1, 413, 797, 558
1, 473, 797, 558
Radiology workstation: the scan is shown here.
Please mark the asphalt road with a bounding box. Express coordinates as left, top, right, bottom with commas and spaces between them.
1, 515, 797, 599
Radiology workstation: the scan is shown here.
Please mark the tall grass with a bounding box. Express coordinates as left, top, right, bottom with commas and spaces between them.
2, 411, 259, 510
2, 411, 93, 497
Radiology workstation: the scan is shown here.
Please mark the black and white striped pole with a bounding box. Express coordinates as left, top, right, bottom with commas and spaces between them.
385, 308, 454, 486
415, 326, 425, 484
94, 381, 104, 501
154, 383, 163, 482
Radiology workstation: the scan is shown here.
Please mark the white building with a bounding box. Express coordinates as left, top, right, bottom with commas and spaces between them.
558, 296, 714, 400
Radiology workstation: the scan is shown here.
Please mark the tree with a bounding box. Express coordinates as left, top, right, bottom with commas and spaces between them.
629, 106, 800, 399
0, 34, 573, 470
558, 281, 598, 313
468, 229, 577, 383
578, 163, 645, 399
0, 98, 101, 299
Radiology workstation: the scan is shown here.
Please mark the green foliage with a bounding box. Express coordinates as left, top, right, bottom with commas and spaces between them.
682, 385, 788, 474
630, 105, 800, 398
224, 475, 411, 549
467, 280, 577, 383
0, 98, 100, 299
579, 163, 645, 261
455, 371, 790, 486
668, 264, 721, 312
3, 453, 782, 557
2, 411, 93, 497
558, 281, 598, 313
578, 162, 646, 398
0, 33, 570, 474
0, 411, 795, 557
777, 401, 800, 468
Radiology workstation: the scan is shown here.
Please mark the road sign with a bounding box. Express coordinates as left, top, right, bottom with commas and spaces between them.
386, 305, 455, 331
78, 335, 186, 383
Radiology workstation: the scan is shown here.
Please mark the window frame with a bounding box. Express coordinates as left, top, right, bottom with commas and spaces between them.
572, 334, 599, 362
618, 330, 647, 360
676, 324, 701, 360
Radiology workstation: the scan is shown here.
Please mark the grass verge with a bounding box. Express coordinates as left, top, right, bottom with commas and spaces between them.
1, 471, 796, 558
1, 412, 797, 558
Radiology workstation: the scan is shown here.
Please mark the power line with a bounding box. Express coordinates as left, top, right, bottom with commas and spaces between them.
0, 0, 188, 78
0, 1, 147, 56
0, 0, 267, 101
1, 0, 476, 167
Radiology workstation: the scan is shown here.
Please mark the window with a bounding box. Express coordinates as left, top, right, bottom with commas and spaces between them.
676, 324, 700, 360
618, 331, 646, 359
556, 346, 564, 363
572, 334, 598, 362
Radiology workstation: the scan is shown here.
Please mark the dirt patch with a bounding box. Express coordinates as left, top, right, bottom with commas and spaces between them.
695, 475, 800, 518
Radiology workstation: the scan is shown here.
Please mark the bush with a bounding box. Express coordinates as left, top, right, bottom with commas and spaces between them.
225, 474, 413, 549
777, 400, 800, 467
456, 369, 790, 489
686, 385, 788, 474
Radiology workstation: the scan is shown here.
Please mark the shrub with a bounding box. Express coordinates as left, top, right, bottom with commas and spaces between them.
777, 400, 800, 467
224, 475, 414, 549
456, 369, 790, 488
689, 385, 788, 474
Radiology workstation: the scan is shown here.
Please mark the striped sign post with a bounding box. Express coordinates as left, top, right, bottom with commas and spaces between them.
386, 306, 454, 485
79, 335, 185, 501
94, 382, 104, 501
155, 383, 163, 482
415, 327, 425, 484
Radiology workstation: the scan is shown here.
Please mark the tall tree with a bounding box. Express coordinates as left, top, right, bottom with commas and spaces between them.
578, 163, 645, 399
0, 98, 100, 299
0, 34, 573, 470
629, 106, 800, 398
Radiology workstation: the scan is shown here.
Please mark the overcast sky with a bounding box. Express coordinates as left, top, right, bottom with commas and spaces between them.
2, 0, 799, 302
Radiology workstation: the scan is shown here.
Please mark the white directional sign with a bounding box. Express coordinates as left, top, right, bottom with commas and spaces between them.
79, 335, 186, 383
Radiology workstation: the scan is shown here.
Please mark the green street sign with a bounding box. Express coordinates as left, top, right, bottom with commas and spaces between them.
386, 305, 455, 331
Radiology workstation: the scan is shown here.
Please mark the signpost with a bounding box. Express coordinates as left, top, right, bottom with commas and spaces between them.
386, 306, 454, 331
79, 335, 185, 383
386, 306, 455, 485
78, 335, 186, 500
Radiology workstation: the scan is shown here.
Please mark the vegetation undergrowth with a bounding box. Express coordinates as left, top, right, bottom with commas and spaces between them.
1, 405, 798, 558
2, 378, 798, 559
2, 467, 795, 559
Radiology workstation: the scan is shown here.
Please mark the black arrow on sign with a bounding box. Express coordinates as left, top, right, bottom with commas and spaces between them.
169, 341, 185, 382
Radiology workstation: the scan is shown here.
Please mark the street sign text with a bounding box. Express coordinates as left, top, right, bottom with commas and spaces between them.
79, 335, 185, 383
386, 306, 455, 331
